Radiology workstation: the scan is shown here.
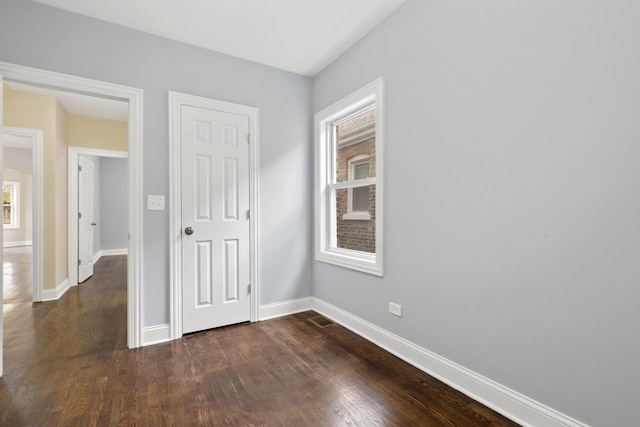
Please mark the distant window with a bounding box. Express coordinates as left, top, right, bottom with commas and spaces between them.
3, 181, 20, 229
344, 155, 371, 220
315, 78, 384, 276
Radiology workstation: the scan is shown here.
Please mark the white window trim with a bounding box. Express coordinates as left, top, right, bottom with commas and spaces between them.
315, 78, 384, 276
3, 180, 20, 230
345, 154, 371, 220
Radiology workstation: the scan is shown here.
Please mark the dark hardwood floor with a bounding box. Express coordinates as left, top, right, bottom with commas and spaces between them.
1, 248, 519, 426
3, 246, 33, 305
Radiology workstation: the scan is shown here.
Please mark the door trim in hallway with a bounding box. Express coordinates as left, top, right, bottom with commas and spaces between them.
68, 147, 127, 288
168, 91, 259, 340
0, 62, 144, 350
2, 127, 43, 302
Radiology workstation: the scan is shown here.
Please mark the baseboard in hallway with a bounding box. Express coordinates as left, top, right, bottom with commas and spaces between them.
93, 248, 128, 264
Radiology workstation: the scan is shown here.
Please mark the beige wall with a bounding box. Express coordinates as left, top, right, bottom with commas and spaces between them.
3, 169, 33, 245
67, 115, 127, 152
55, 100, 68, 286
4, 147, 32, 173
3, 85, 58, 289
3, 84, 128, 290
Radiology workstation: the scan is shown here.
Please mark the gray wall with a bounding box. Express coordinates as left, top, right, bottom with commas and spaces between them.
100, 157, 128, 251
3, 0, 638, 424
312, 1, 640, 426
0, 0, 313, 326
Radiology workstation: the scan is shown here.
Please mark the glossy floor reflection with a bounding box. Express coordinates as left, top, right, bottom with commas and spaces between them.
2, 246, 33, 306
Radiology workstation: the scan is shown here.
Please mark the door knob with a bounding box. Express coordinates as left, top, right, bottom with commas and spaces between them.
184, 226, 194, 235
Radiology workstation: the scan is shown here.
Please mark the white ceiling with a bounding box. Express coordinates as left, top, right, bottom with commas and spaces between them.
32, 0, 406, 76
6, 82, 128, 122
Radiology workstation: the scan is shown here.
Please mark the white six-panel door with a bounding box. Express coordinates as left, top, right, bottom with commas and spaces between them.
181, 105, 251, 333
78, 155, 95, 283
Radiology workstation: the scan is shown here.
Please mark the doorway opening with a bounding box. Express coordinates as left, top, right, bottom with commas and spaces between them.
2, 128, 42, 303
0, 62, 143, 376
69, 148, 128, 287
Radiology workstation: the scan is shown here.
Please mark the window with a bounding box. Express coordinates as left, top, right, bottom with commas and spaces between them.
345, 155, 371, 220
3, 181, 20, 230
315, 78, 384, 276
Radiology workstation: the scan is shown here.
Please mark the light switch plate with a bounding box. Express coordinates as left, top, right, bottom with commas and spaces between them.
147, 195, 165, 211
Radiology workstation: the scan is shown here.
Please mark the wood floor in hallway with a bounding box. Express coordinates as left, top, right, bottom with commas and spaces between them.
1, 250, 519, 426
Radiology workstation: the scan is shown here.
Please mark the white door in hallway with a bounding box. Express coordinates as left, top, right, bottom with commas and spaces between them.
181, 105, 251, 334
78, 155, 95, 283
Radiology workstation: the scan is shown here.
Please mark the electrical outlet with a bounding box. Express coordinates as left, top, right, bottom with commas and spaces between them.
389, 302, 402, 317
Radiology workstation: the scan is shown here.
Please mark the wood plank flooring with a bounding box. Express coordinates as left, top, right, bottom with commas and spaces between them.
1, 249, 519, 426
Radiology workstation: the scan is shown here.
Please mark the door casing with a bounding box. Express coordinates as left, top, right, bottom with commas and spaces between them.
169, 91, 259, 340
0, 61, 144, 350
2, 127, 43, 302
69, 147, 128, 287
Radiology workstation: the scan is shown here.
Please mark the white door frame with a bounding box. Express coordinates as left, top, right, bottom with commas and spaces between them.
2, 127, 44, 302
1, 74, 4, 377
0, 62, 144, 349
69, 147, 127, 288
168, 91, 259, 339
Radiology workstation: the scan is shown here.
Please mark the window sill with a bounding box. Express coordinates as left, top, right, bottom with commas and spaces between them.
342, 212, 371, 221
316, 247, 382, 276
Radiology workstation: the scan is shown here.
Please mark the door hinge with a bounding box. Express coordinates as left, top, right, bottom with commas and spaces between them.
246, 209, 250, 220
248, 283, 251, 294
78, 259, 81, 266
78, 212, 82, 219
78, 165, 82, 172
247, 134, 251, 144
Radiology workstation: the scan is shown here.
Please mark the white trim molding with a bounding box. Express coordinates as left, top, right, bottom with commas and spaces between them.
311, 298, 588, 427
0, 62, 144, 349
69, 147, 128, 288
3, 241, 33, 248
143, 324, 171, 346
41, 279, 70, 302
169, 91, 260, 340
3, 127, 44, 303
315, 77, 384, 276
93, 248, 128, 264
1, 72, 4, 378
259, 297, 313, 321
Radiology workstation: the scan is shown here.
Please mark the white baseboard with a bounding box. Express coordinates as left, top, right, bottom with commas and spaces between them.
143, 324, 171, 346
3, 240, 32, 248
41, 279, 70, 302
259, 297, 313, 321
311, 297, 587, 427
93, 248, 128, 264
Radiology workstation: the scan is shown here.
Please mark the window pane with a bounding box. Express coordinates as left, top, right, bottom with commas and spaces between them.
3, 185, 11, 204
354, 162, 369, 180
3, 185, 13, 225
335, 185, 376, 253
335, 108, 376, 182
3, 206, 11, 225
353, 186, 368, 211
